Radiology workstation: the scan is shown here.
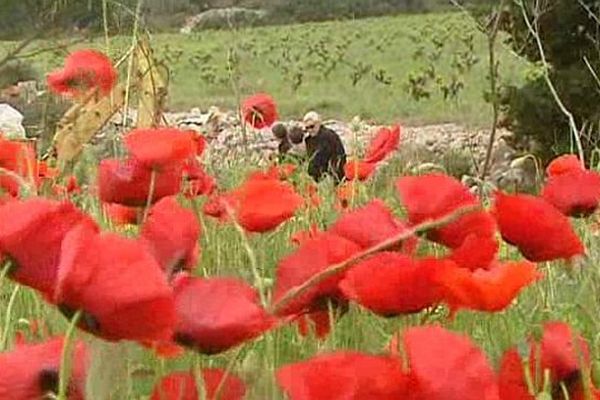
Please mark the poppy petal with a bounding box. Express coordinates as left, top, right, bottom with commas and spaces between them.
272, 232, 361, 317
493, 192, 585, 262
329, 199, 418, 254
97, 158, 183, 207
150, 369, 246, 400
140, 196, 201, 275
47, 49, 117, 97
0, 198, 98, 299
242, 93, 278, 129
396, 173, 495, 248
434, 261, 541, 312
400, 325, 500, 400
339, 253, 447, 317
54, 224, 176, 342
541, 169, 600, 217
124, 128, 196, 168
0, 336, 88, 400
364, 124, 401, 164
276, 352, 409, 400
172, 276, 274, 354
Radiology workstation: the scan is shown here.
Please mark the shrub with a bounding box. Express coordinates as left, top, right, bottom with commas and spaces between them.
497, 0, 600, 165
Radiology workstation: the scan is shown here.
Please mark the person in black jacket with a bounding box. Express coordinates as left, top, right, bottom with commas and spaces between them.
302, 111, 347, 185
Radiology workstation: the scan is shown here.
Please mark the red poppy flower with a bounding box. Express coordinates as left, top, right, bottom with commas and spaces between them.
446, 233, 499, 271
47, 49, 117, 98
273, 163, 297, 180
277, 352, 409, 400
364, 124, 401, 163
249, 164, 297, 182
328, 199, 418, 254
336, 182, 356, 210
272, 232, 361, 317
0, 198, 98, 300
396, 173, 496, 248
493, 192, 585, 262
306, 183, 321, 208
54, 223, 176, 342
98, 158, 183, 207
392, 325, 500, 400
241, 93, 278, 129
52, 175, 82, 198
230, 178, 304, 233
171, 275, 274, 354
36, 161, 59, 180
295, 309, 336, 339
0, 137, 37, 196
339, 253, 449, 317
124, 128, 196, 168
0, 336, 88, 400
291, 224, 322, 246
499, 322, 593, 399
103, 203, 140, 226
140, 196, 200, 275
433, 260, 541, 313
183, 161, 216, 198
344, 160, 376, 181
186, 175, 217, 199
150, 369, 246, 400
202, 193, 235, 222
542, 169, 600, 217
546, 154, 583, 177
139, 339, 185, 359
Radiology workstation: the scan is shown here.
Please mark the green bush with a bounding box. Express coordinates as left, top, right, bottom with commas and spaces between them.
0, 61, 38, 88
497, 0, 600, 165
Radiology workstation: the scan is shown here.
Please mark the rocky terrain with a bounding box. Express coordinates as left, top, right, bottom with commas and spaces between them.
0, 81, 540, 192
163, 106, 539, 192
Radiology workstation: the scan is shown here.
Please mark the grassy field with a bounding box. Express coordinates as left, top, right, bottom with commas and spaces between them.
4, 10, 600, 400
3, 12, 528, 127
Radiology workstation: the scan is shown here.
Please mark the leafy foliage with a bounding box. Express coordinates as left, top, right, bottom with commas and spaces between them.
496, 0, 600, 165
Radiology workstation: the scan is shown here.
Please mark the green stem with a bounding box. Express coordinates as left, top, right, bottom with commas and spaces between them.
212, 346, 244, 400
193, 355, 206, 400
142, 168, 157, 224
57, 310, 82, 400
0, 285, 20, 351
0, 260, 13, 289
224, 203, 267, 306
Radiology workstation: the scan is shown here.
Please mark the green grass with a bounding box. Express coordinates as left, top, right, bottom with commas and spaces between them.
1, 149, 600, 398
2, 12, 528, 127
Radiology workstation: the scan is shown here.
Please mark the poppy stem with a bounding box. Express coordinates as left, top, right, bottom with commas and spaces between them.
213, 345, 244, 400
223, 203, 268, 307
57, 310, 82, 400
0, 260, 13, 289
0, 285, 20, 351
142, 168, 157, 224
270, 203, 483, 315
192, 354, 207, 400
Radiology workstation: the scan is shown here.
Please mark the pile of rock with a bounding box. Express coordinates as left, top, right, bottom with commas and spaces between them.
0, 92, 539, 191
165, 107, 538, 191
180, 8, 267, 34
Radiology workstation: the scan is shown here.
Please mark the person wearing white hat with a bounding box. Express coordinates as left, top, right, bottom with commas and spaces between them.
302, 111, 346, 184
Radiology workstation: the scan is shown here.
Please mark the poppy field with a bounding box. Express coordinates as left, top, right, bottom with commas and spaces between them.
2, 13, 600, 400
